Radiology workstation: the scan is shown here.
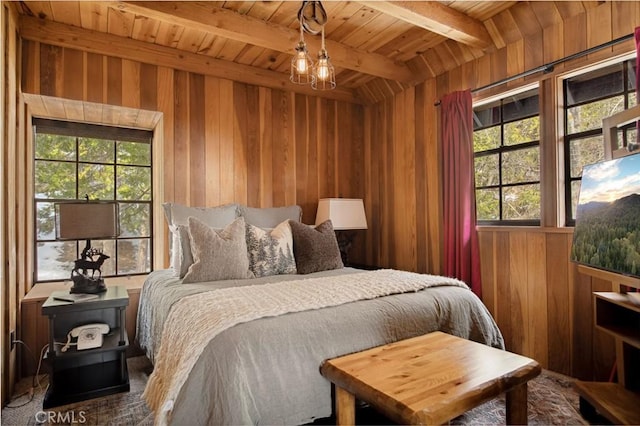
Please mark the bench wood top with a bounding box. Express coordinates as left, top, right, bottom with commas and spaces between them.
321, 331, 541, 425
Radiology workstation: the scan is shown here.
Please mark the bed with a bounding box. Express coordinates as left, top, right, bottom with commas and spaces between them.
137, 203, 504, 425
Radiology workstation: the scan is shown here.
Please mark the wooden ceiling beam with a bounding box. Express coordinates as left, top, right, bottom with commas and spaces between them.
113, 1, 416, 84
359, 1, 493, 50
19, 16, 363, 104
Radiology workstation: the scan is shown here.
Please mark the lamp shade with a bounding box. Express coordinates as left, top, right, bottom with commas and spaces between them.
315, 198, 368, 230
55, 202, 120, 240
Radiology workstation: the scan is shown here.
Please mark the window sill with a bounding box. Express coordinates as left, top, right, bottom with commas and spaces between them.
476, 225, 574, 234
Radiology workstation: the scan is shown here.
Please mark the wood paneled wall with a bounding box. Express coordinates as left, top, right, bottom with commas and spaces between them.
20, 40, 366, 259
361, 81, 442, 274
478, 228, 615, 380
443, 0, 634, 380
358, 1, 636, 380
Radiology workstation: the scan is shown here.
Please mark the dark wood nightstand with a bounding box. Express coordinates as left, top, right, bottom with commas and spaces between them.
41, 286, 130, 409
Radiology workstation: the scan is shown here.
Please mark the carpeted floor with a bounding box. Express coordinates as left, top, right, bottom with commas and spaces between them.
2, 356, 588, 425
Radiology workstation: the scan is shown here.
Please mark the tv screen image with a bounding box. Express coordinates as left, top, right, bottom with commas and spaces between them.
571, 152, 640, 278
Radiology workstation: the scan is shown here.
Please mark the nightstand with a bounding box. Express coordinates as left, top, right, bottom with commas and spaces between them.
20, 275, 145, 378
347, 263, 381, 270
41, 286, 130, 408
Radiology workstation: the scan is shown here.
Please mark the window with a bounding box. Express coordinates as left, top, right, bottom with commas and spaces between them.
564, 59, 637, 224
473, 88, 541, 225
34, 119, 153, 282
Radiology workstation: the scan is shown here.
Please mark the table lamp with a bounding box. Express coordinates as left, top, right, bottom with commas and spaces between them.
55, 200, 120, 294
315, 198, 368, 265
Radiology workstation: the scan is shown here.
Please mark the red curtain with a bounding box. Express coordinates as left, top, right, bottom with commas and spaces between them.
441, 90, 482, 296
636, 27, 640, 96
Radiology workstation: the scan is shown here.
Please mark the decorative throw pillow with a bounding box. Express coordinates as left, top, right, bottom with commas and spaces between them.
163, 202, 239, 276
289, 219, 343, 274
182, 217, 254, 283
238, 204, 303, 228
246, 221, 296, 278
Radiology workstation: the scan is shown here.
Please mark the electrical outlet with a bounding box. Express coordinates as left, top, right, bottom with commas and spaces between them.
10, 330, 15, 350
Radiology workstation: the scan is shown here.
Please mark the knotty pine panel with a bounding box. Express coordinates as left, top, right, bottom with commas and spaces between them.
495, 231, 513, 350
527, 232, 549, 368
508, 231, 530, 357
189, 73, 206, 207
546, 233, 571, 374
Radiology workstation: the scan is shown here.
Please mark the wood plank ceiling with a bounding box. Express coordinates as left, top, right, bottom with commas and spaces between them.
16, 1, 595, 103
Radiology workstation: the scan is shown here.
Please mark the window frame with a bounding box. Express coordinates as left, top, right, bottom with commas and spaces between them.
473, 87, 541, 226
32, 118, 154, 283
562, 58, 637, 226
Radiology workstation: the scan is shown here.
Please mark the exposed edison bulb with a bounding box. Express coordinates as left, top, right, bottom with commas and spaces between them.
295, 52, 309, 74
311, 48, 335, 91
290, 41, 313, 85
316, 59, 329, 81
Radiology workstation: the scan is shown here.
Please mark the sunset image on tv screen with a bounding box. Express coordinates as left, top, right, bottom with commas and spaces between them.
571, 152, 640, 277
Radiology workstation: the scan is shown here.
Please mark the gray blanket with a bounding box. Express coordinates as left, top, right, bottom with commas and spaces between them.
137, 268, 504, 425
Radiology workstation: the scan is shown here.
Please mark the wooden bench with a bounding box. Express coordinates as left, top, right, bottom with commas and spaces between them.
320, 331, 541, 425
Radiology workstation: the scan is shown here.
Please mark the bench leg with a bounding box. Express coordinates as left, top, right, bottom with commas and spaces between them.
506, 383, 528, 425
335, 386, 355, 425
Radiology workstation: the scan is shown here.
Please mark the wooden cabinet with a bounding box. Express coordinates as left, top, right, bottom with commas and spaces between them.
19, 275, 145, 378
594, 292, 640, 349
574, 266, 640, 425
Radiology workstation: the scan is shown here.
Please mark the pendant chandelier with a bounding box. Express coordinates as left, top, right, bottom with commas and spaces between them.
290, 1, 336, 91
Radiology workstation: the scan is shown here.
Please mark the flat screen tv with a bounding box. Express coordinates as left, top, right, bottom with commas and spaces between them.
571, 152, 640, 278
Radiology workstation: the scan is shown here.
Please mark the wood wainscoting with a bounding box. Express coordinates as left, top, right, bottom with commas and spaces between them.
478, 226, 616, 381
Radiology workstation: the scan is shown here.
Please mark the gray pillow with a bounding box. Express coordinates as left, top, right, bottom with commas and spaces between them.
289, 219, 343, 274
163, 202, 239, 227
246, 221, 296, 278
238, 205, 302, 228
163, 202, 239, 275
182, 217, 254, 283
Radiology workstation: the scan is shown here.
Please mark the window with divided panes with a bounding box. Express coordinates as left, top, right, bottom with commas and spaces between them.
473, 88, 541, 225
564, 58, 638, 225
33, 119, 153, 282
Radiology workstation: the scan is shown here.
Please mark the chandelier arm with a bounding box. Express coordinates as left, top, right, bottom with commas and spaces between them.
299, 15, 304, 41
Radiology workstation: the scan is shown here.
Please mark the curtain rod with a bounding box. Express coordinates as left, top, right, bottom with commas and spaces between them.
434, 32, 635, 106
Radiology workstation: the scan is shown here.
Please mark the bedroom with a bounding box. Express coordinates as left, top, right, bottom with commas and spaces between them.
1, 0, 639, 423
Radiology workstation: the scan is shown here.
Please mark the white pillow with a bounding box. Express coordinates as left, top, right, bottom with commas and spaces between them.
246, 220, 297, 278
182, 217, 253, 283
